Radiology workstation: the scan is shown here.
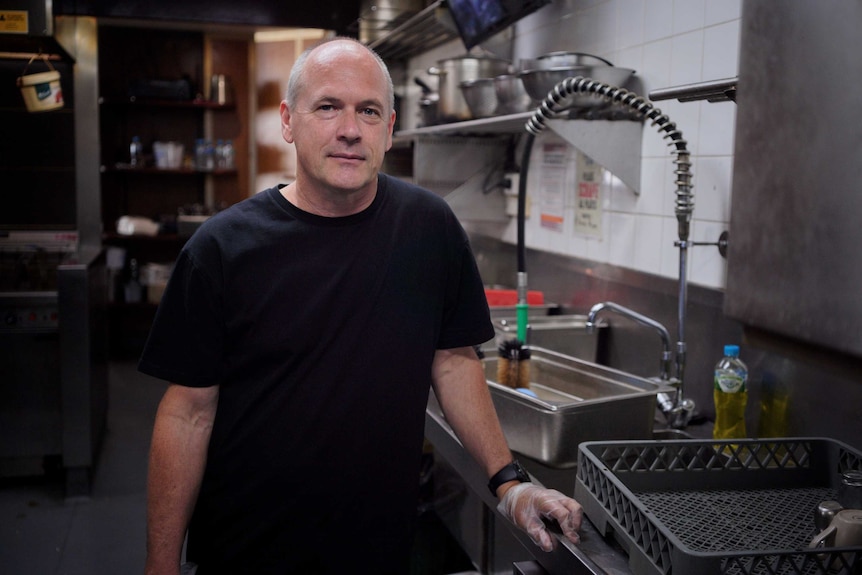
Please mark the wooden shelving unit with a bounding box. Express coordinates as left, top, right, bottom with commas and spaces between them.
97, 23, 250, 356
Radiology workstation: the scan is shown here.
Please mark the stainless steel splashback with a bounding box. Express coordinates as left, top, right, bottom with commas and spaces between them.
725, 0, 862, 358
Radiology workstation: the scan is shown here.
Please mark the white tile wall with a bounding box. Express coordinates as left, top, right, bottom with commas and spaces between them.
404, 0, 742, 290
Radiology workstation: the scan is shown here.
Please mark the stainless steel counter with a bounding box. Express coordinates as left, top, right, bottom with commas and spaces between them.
424, 402, 635, 575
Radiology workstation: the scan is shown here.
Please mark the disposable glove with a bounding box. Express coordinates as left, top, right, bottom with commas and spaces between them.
496, 482, 583, 551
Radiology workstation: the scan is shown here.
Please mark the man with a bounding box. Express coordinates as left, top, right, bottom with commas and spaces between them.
141, 37, 582, 575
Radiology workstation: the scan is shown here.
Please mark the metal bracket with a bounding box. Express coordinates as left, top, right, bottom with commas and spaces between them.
681, 230, 729, 258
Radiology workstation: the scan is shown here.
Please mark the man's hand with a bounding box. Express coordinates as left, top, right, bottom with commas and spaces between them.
497, 483, 583, 551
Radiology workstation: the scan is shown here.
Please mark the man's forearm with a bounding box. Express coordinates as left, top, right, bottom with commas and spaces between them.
431, 347, 514, 478
145, 384, 218, 575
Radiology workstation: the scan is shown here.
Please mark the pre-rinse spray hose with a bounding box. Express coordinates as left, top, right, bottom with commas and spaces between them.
525, 76, 693, 240
516, 132, 535, 342
520, 76, 694, 404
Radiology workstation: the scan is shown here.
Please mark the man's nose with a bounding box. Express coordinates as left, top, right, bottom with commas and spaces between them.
336, 109, 362, 142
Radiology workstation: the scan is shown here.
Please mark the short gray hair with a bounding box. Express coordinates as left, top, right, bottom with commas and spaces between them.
286, 37, 395, 112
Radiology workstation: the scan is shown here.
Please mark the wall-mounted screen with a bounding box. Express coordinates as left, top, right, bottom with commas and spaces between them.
446, 0, 551, 50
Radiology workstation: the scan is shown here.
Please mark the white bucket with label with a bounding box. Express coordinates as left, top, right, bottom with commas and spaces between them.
17, 55, 64, 112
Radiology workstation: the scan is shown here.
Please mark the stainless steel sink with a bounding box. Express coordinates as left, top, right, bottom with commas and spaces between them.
475, 347, 668, 468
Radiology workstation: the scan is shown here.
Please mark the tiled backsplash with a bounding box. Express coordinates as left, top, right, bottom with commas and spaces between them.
405, 0, 742, 289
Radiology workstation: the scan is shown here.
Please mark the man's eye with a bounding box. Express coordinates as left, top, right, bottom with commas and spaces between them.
319, 104, 336, 112
361, 108, 380, 117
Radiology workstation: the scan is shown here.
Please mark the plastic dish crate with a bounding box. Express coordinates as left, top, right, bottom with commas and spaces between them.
575, 438, 862, 575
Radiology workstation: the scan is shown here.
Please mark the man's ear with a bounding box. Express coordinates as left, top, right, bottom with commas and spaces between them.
280, 100, 294, 144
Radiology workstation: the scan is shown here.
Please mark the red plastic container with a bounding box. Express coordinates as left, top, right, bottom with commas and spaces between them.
484, 289, 544, 307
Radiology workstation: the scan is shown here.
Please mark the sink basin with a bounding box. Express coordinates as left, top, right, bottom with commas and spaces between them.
480, 347, 666, 468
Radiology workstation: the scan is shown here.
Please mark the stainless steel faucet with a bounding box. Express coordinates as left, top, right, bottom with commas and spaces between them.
586, 302, 672, 380
586, 302, 693, 428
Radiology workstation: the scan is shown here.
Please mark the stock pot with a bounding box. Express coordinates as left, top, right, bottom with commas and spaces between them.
428, 56, 511, 122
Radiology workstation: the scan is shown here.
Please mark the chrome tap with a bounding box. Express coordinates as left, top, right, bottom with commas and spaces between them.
586, 301, 692, 428
586, 302, 672, 380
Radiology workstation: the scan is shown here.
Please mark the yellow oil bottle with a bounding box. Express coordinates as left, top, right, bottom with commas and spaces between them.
713, 345, 748, 440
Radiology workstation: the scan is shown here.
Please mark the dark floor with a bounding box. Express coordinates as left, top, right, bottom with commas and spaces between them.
0, 362, 477, 575
0, 362, 167, 574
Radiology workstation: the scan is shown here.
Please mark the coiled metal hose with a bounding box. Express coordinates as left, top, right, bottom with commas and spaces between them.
525, 76, 693, 241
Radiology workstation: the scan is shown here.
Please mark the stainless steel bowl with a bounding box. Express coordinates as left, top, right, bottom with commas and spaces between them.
459, 77, 498, 119
520, 51, 613, 72
493, 74, 533, 114
518, 65, 635, 107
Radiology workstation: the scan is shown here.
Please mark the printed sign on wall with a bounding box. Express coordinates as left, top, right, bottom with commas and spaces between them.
538, 140, 568, 233
574, 153, 603, 237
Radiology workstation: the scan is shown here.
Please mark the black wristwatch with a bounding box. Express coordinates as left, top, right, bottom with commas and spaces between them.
488, 460, 530, 496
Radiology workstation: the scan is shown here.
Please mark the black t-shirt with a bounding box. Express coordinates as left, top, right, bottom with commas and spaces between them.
139, 174, 494, 574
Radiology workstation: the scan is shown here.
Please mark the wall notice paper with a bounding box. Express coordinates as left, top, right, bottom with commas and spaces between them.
538, 141, 568, 232
574, 153, 603, 237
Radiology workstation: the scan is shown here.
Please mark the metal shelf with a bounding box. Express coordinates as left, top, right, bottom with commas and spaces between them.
396, 112, 533, 138
396, 112, 644, 194
363, 0, 459, 61
649, 77, 737, 103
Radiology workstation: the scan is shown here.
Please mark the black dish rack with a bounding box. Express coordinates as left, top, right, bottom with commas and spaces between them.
575, 438, 862, 575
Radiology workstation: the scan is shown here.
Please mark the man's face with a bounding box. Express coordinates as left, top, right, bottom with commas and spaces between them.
281, 42, 396, 198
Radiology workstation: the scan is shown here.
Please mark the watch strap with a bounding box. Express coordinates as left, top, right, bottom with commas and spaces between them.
487, 460, 530, 496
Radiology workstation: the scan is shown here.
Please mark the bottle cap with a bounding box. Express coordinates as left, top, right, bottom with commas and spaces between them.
724, 344, 740, 357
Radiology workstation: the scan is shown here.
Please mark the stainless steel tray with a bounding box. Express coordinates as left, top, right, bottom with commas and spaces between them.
483, 347, 664, 468
575, 438, 862, 575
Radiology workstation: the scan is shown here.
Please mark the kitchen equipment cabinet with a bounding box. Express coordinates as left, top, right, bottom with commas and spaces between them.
725, 1, 862, 360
